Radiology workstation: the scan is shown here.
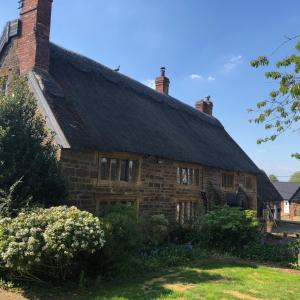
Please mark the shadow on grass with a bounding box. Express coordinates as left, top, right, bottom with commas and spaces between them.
19, 259, 257, 300
191, 257, 258, 271
84, 269, 228, 300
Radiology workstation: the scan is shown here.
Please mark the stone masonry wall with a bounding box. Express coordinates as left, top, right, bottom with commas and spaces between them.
61, 149, 258, 221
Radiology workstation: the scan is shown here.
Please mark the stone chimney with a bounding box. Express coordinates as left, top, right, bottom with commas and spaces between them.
17, 0, 53, 74
155, 67, 170, 95
195, 96, 213, 116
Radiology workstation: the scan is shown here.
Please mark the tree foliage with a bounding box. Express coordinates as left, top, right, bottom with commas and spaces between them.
289, 171, 300, 183
193, 207, 259, 253
249, 38, 300, 159
268, 174, 279, 182
0, 76, 67, 217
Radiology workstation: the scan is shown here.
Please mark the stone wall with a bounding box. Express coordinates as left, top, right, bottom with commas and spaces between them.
61, 149, 258, 221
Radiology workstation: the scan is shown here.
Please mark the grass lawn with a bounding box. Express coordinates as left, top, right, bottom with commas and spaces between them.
3, 257, 300, 300
82, 258, 300, 300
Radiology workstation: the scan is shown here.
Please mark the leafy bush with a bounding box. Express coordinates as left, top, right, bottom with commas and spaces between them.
0, 77, 67, 217
194, 207, 259, 253
0, 179, 32, 218
99, 204, 142, 272
0, 206, 105, 282
169, 224, 194, 244
143, 214, 169, 246
239, 238, 300, 265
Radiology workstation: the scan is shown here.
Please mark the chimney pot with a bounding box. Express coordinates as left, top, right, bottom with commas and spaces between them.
195, 96, 214, 116
155, 67, 170, 95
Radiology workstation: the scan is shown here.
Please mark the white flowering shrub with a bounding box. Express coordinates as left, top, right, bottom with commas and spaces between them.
0, 206, 105, 282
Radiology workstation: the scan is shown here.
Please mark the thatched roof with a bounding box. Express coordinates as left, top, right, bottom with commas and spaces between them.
34, 43, 260, 173
257, 172, 283, 203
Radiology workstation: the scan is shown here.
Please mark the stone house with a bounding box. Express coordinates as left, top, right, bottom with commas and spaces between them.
0, 0, 261, 222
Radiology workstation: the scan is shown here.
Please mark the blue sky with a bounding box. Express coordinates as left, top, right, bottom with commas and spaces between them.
1, 0, 300, 181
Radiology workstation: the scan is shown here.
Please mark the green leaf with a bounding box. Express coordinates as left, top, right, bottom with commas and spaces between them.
250, 56, 269, 68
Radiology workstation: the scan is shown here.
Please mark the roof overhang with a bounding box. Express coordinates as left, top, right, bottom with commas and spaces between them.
27, 71, 70, 149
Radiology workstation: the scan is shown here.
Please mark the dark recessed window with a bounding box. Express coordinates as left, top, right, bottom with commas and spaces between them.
99, 157, 139, 183
177, 167, 201, 186
194, 169, 200, 186
177, 168, 181, 184
110, 159, 118, 181
100, 158, 109, 180
181, 168, 188, 185
222, 174, 234, 188
120, 160, 129, 181
128, 160, 138, 181
176, 201, 198, 224
188, 169, 194, 185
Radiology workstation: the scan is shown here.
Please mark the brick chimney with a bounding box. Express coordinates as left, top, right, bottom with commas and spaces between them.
195, 96, 213, 116
17, 0, 53, 74
155, 67, 170, 95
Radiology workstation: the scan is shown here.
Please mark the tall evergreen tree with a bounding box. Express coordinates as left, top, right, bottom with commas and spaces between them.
0, 77, 67, 216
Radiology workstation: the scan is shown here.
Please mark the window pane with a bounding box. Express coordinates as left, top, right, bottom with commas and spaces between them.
194, 169, 199, 186
181, 168, 188, 184
177, 168, 181, 184
180, 202, 185, 224
187, 202, 191, 221
110, 159, 118, 181
222, 174, 234, 188
176, 203, 180, 222
100, 158, 109, 180
128, 160, 138, 181
120, 160, 128, 181
188, 169, 194, 185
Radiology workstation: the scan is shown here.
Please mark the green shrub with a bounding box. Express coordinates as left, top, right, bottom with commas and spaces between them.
100, 204, 142, 272
143, 214, 169, 246
168, 224, 197, 244
240, 242, 292, 263
0, 206, 105, 282
194, 207, 259, 253
239, 238, 300, 265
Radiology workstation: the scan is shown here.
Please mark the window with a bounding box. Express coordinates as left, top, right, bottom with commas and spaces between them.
110, 159, 118, 181
188, 169, 194, 185
222, 173, 234, 188
177, 167, 201, 186
100, 158, 109, 180
181, 168, 188, 184
99, 157, 139, 183
120, 160, 128, 181
176, 202, 198, 224
128, 160, 138, 181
